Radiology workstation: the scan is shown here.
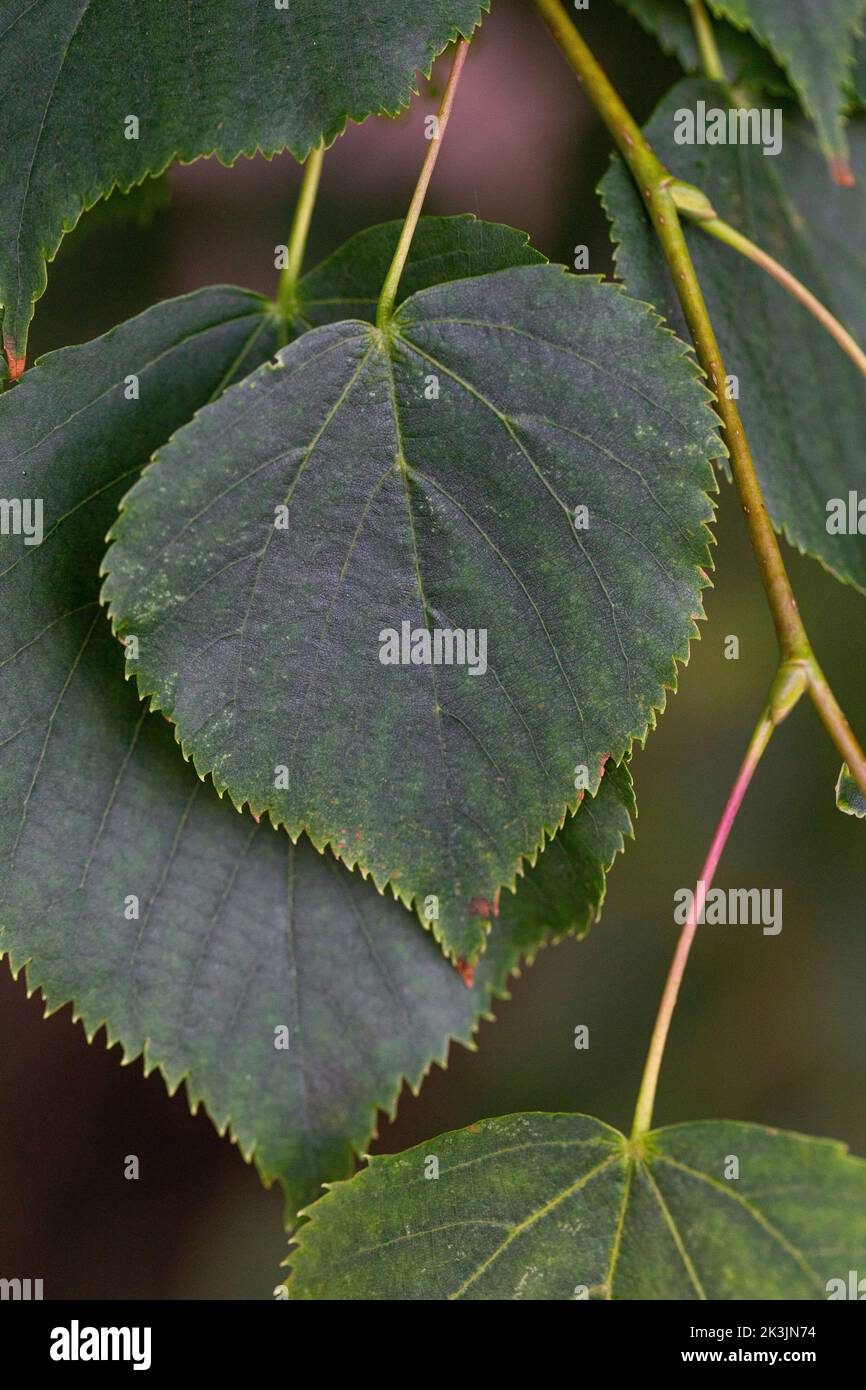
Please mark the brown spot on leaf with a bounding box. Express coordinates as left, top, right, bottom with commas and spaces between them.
468, 889, 500, 920
455, 958, 475, 988
3, 339, 25, 382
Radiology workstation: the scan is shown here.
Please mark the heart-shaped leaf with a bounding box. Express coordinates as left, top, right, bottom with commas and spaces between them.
103, 264, 718, 963
0, 257, 634, 1219
600, 79, 866, 594
0, 0, 486, 363
286, 1111, 866, 1299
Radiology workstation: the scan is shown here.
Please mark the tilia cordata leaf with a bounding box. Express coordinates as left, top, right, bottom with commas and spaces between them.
286, 1112, 866, 1299
102, 264, 719, 963
0, 221, 634, 1218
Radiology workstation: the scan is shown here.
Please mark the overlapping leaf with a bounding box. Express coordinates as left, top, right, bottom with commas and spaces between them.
286, 1111, 866, 1298
615, 0, 865, 172
0, 0, 486, 363
710, 0, 865, 173
600, 79, 866, 593
0, 225, 635, 1218
103, 264, 718, 963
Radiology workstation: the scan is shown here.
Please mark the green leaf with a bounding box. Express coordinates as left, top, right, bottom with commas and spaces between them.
286, 1111, 866, 1299
836, 763, 866, 816
707, 1, 865, 174
0, 258, 634, 1220
62, 175, 171, 246
103, 264, 718, 963
0, 0, 486, 363
600, 79, 866, 594
615, 0, 865, 170
614, 0, 791, 95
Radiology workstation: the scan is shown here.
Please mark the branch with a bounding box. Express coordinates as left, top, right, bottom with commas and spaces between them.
533, 0, 866, 801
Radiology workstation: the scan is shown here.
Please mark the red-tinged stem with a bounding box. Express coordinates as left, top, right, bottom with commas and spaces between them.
631, 660, 806, 1137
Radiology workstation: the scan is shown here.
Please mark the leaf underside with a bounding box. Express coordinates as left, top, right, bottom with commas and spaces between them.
0, 222, 635, 1217
600, 79, 866, 595
286, 1111, 866, 1299
103, 264, 718, 963
0, 0, 487, 359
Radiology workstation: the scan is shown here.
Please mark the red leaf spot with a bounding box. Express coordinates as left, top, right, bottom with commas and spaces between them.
4, 341, 25, 382
455, 958, 475, 988
829, 154, 855, 188
468, 889, 500, 920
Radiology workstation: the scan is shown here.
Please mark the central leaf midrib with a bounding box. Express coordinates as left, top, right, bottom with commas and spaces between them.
378, 333, 463, 896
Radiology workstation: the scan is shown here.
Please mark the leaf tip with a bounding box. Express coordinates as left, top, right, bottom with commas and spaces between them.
828, 154, 855, 188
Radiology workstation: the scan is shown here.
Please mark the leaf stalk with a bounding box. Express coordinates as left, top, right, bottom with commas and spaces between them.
685, 212, 866, 379
630, 662, 805, 1137
686, 0, 727, 84
376, 39, 470, 330
277, 143, 325, 319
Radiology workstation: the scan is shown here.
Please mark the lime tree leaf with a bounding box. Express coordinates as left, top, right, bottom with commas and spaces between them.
836, 763, 866, 816
102, 264, 719, 964
615, 0, 865, 171
0, 285, 635, 1217
708, 1, 865, 175
0, 0, 486, 365
600, 79, 866, 594
613, 0, 791, 94
285, 1111, 866, 1299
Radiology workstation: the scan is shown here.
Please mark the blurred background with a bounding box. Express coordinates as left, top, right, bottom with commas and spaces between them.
1, 0, 863, 1298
